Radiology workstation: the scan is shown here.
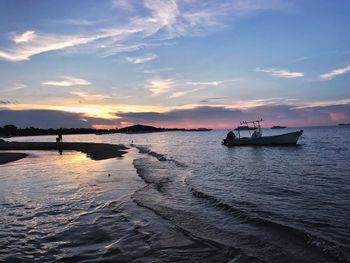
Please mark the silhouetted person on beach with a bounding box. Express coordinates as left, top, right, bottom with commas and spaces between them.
58, 131, 63, 142
56, 131, 63, 154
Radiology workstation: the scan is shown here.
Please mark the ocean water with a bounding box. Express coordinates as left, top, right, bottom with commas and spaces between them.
1, 126, 349, 262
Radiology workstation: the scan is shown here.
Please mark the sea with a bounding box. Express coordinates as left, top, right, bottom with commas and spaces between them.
0, 126, 349, 262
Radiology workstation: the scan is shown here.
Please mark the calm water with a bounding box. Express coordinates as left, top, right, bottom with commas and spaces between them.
1, 126, 349, 262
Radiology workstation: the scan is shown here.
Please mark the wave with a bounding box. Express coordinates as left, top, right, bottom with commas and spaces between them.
188, 186, 350, 262
132, 146, 349, 262
132, 144, 187, 167
132, 145, 168, 161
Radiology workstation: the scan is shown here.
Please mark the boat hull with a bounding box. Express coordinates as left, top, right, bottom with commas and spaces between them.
222, 130, 303, 146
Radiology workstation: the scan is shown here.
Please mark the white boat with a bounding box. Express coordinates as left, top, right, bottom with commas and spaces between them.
222, 119, 303, 146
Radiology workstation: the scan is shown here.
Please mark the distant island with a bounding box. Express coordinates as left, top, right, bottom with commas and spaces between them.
116, 124, 211, 134
271, 125, 287, 129
234, 125, 256, 131
338, 123, 350, 126
0, 124, 212, 138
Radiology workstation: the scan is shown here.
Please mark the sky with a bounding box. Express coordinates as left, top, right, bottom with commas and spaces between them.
0, 0, 350, 129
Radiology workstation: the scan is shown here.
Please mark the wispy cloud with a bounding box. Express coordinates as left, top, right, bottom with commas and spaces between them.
56, 19, 104, 26
70, 91, 111, 101
42, 76, 91, 87
185, 79, 236, 86
169, 88, 201, 98
2, 83, 28, 92
200, 97, 228, 103
320, 65, 350, 80
112, 0, 134, 11
143, 67, 174, 74
292, 98, 350, 109
0, 31, 100, 61
169, 91, 188, 98
115, 103, 350, 128
256, 67, 304, 78
0, 100, 14, 104
290, 56, 308, 64
125, 53, 158, 64
147, 77, 175, 96
0, 0, 288, 61
13, 31, 37, 44
168, 79, 236, 99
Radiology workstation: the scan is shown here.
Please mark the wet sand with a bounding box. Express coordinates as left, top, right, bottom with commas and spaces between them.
0, 152, 28, 165
0, 141, 128, 163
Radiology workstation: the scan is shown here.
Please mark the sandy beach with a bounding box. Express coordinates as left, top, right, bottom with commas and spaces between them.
0, 141, 128, 164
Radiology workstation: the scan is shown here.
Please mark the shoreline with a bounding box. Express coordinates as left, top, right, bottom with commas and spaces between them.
0, 141, 128, 163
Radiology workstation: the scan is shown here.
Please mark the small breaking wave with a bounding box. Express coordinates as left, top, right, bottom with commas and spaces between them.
132, 144, 187, 167
132, 146, 349, 263
187, 186, 350, 262
132, 144, 168, 161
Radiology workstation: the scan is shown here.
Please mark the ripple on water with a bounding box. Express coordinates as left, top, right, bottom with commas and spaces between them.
0, 149, 238, 262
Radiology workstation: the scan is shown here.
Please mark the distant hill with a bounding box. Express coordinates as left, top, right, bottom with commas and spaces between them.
116, 124, 212, 134
116, 124, 165, 133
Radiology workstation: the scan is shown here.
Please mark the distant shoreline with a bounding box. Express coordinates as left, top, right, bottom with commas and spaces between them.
0, 124, 212, 138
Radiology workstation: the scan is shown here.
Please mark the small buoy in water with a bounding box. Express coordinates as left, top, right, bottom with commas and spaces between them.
108, 173, 111, 177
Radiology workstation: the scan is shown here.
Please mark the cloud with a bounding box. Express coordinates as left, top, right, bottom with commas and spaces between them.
147, 77, 175, 95
70, 91, 112, 101
1, 83, 27, 92
117, 102, 350, 128
320, 65, 350, 80
291, 56, 308, 63
13, 31, 37, 44
0, 0, 288, 61
292, 98, 350, 109
199, 97, 228, 103
169, 88, 201, 98
42, 76, 92, 87
56, 19, 104, 26
143, 67, 174, 74
256, 67, 304, 78
116, 103, 350, 128
169, 91, 188, 98
186, 81, 221, 86
0, 32, 101, 61
185, 79, 236, 86
0, 100, 13, 104
112, 0, 134, 11
0, 109, 115, 128
125, 53, 158, 64
167, 79, 236, 99
4, 1, 174, 61
2, 99, 350, 129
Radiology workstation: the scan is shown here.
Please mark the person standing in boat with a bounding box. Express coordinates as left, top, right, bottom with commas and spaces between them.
251, 130, 261, 138
226, 131, 236, 140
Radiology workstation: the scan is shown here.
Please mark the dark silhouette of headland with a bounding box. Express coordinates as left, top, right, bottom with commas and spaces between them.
0, 124, 211, 138
116, 124, 211, 134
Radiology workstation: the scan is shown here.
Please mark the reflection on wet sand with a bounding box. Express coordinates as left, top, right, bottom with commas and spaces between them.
0, 149, 231, 262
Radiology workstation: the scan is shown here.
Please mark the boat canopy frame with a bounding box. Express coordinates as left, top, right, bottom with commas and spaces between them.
236, 119, 264, 139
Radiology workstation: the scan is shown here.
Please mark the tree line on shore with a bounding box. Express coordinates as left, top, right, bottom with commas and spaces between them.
0, 124, 212, 138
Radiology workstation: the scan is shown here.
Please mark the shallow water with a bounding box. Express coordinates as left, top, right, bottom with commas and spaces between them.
1, 126, 350, 262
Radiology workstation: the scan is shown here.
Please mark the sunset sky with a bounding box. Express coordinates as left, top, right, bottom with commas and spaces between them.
1, 0, 350, 129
